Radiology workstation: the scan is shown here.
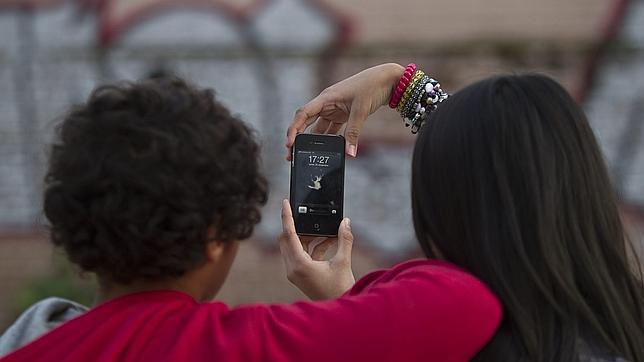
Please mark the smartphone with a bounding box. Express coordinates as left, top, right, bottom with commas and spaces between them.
290, 134, 345, 236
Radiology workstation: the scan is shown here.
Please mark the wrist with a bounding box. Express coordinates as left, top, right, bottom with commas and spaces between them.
383, 63, 405, 102
386, 63, 414, 109
384, 63, 405, 85
380, 63, 405, 106
310, 274, 355, 301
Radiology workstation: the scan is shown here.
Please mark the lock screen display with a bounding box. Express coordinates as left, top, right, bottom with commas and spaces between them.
293, 150, 343, 222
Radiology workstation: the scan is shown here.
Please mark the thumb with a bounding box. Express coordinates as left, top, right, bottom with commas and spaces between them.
332, 218, 353, 263
344, 106, 368, 157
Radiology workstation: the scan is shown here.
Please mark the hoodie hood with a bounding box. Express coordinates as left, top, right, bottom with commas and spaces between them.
0, 297, 87, 357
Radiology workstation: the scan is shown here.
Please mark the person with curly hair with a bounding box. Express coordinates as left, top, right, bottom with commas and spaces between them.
0, 74, 501, 362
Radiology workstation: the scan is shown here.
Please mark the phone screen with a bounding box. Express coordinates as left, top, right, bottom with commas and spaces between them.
290, 135, 344, 236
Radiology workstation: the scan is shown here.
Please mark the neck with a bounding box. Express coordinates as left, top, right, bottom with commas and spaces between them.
95, 276, 210, 306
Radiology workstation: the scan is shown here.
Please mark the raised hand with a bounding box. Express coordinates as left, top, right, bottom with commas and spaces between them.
286, 63, 404, 159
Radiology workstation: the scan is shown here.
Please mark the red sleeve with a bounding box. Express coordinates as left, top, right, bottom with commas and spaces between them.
228, 259, 502, 362
0, 260, 500, 362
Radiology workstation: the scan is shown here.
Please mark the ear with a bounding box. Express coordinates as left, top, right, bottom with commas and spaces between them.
206, 240, 226, 262
205, 226, 227, 262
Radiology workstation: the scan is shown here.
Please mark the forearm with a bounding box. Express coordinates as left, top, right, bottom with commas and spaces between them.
259, 259, 502, 361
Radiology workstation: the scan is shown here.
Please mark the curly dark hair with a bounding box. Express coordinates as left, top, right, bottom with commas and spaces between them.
44, 77, 268, 283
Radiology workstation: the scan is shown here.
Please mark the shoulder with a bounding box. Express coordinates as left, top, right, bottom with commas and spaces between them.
578, 337, 630, 362
0, 297, 87, 357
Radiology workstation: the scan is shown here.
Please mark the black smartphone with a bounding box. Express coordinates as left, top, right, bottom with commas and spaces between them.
290, 134, 345, 236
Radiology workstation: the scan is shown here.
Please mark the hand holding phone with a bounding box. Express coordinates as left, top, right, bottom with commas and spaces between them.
285, 63, 406, 159
279, 199, 355, 300
289, 134, 345, 236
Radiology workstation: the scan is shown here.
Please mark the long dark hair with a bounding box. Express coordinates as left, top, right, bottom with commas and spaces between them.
411, 74, 644, 361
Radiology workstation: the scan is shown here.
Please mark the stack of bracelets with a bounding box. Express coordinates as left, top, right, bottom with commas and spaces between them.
388, 63, 449, 134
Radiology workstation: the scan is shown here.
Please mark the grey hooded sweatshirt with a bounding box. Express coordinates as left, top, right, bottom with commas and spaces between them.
0, 297, 87, 357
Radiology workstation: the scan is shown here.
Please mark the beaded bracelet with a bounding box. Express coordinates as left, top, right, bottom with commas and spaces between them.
389, 63, 417, 109
402, 75, 430, 120
389, 66, 448, 134
413, 79, 448, 133
404, 77, 438, 122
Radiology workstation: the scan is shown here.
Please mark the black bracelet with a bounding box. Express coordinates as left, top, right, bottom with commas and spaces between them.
402, 75, 430, 121
404, 77, 448, 133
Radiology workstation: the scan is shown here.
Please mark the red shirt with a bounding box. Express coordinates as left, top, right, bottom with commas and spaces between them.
1, 259, 502, 362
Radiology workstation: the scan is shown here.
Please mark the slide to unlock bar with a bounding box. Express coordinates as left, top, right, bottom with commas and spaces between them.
297, 204, 337, 215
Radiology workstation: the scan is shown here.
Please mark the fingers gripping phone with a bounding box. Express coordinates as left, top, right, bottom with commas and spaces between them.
290, 134, 345, 236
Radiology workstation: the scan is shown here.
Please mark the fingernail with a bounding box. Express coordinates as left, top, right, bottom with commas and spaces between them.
345, 218, 351, 230
348, 144, 357, 157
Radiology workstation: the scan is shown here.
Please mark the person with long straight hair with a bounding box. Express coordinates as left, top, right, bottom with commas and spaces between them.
286, 63, 644, 361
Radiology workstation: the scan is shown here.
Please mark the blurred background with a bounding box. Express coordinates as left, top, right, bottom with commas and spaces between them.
0, 0, 643, 330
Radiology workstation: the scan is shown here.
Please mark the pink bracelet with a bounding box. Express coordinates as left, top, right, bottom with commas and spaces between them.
389, 63, 417, 109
